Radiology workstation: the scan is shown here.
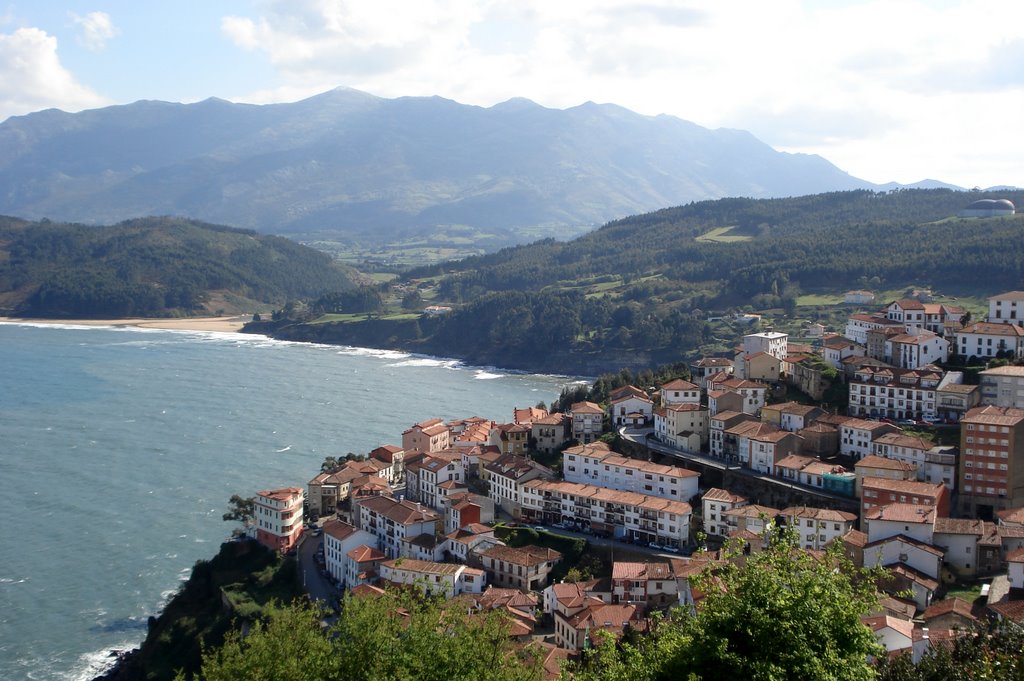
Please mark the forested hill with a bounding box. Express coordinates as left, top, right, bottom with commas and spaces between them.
411, 189, 1024, 298
373, 188, 1022, 373
0, 216, 354, 318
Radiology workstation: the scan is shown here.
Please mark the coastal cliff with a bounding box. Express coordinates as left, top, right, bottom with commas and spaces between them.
94, 540, 301, 681
243, 317, 677, 376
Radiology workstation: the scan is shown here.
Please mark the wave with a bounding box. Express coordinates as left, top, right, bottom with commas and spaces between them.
275, 445, 292, 453
385, 357, 462, 369
90, 616, 148, 634
61, 642, 137, 681
474, 370, 505, 380
335, 346, 411, 361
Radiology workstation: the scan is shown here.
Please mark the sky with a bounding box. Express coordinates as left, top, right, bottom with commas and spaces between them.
1, 0, 1022, 189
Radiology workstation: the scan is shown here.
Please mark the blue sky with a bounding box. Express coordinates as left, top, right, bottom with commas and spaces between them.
2, 1, 1023, 189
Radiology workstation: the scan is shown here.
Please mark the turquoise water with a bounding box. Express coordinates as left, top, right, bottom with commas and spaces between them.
0, 323, 572, 680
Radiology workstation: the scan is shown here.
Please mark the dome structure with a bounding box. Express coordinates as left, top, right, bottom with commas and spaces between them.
959, 198, 1016, 217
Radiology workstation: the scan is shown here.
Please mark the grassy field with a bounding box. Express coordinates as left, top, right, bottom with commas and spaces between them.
695, 226, 753, 243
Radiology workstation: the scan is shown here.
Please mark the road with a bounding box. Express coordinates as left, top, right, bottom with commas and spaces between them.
296, 528, 337, 607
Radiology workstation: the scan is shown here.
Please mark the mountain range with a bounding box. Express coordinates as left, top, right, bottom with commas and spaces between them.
0, 87, 944, 248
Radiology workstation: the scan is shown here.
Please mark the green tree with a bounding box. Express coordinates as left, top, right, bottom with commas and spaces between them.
876, 620, 1024, 681
182, 591, 544, 681
402, 289, 424, 310
570, 524, 884, 681
222, 494, 254, 537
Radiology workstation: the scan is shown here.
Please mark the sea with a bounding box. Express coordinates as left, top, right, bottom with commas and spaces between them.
0, 322, 576, 680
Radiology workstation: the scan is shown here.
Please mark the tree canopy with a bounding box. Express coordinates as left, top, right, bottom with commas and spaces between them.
180, 590, 544, 681
571, 526, 884, 681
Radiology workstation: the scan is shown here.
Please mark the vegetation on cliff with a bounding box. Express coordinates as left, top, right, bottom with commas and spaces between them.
98, 540, 302, 681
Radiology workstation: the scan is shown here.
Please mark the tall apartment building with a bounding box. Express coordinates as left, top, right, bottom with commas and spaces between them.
959, 406, 1024, 518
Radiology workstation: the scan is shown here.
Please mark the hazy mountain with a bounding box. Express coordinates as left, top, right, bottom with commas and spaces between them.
0, 87, 909, 246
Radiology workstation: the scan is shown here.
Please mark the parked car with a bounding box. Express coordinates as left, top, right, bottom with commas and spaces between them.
648, 542, 663, 550
532, 526, 545, 532
896, 419, 917, 426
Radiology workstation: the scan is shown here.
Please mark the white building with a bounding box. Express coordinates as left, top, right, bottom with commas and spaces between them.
886, 331, 950, 369
987, 291, 1024, 327
847, 366, 956, 422
355, 495, 441, 559
957, 322, 1024, 360
780, 507, 857, 551
608, 386, 654, 427
845, 313, 904, 345
485, 454, 555, 517
707, 377, 768, 415
660, 378, 701, 406
863, 503, 937, 545
742, 331, 789, 360
563, 443, 699, 502
822, 336, 866, 370
839, 418, 899, 460
253, 487, 304, 553
709, 410, 757, 458
409, 451, 464, 511
322, 519, 378, 585
1007, 548, 1024, 588
521, 479, 691, 549
570, 401, 604, 444
653, 403, 709, 451
845, 290, 876, 305
702, 488, 749, 538
380, 558, 485, 597
344, 544, 386, 589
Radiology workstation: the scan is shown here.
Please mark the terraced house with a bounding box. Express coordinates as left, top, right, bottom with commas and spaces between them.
563, 441, 700, 502
520, 478, 691, 549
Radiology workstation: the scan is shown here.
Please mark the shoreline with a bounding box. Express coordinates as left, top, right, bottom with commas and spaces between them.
1, 315, 590, 380
0, 315, 250, 333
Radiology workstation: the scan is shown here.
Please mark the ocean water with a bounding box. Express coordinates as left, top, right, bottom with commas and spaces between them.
0, 323, 573, 680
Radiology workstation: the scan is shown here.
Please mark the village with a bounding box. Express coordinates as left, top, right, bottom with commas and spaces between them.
244, 289, 1024, 670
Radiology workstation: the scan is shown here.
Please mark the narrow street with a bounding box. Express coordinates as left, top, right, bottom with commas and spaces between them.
296, 527, 336, 608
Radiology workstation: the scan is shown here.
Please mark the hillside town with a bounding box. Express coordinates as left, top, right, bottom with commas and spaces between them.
245, 289, 1024, 669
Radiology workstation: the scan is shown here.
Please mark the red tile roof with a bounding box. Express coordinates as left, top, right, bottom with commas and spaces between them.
863, 503, 936, 524
923, 597, 978, 622
702, 487, 748, 504
347, 544, 386, 562
856, 455, 917, 472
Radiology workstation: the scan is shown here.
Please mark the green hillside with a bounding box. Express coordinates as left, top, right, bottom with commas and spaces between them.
258, 189, 1024, 374
0, 216, 354, 318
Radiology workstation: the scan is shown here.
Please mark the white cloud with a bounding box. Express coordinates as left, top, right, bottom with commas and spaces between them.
219, 0, 1024, 187
69, 11, 119, 52
0, 27, 108, 122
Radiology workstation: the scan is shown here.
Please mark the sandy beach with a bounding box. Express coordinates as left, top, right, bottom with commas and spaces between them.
0, 315, 251, 333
